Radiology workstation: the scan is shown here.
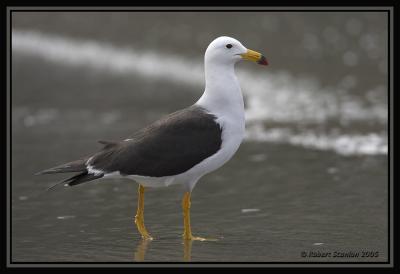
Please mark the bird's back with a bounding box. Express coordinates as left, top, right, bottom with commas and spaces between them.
39, 105, 224, 187
90, 105, 223, 177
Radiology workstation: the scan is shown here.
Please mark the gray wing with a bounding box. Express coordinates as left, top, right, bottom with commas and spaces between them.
90, 105, 223, 177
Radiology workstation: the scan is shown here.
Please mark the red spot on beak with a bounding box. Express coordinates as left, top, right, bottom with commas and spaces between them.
257, 55, 268, 66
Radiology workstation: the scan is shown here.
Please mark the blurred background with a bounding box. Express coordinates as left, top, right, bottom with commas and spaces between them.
11, 11, 388, 262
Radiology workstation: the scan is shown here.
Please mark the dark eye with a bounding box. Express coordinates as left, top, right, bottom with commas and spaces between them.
226, 44, 233, 49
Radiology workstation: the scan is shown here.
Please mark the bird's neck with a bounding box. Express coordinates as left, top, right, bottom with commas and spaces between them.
196, 61, 244, 118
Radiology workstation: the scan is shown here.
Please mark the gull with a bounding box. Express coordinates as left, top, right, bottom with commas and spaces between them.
38, 36, 268, 241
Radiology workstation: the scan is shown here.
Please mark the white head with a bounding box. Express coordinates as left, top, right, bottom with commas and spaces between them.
204, 36, 268, 66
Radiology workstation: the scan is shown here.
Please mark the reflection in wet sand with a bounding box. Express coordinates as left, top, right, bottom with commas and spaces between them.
133, 238, 193, 262
183, 240, 192, 262
134, 239, 151, 262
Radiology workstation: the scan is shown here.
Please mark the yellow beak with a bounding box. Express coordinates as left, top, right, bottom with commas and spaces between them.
240, 49, 268, 65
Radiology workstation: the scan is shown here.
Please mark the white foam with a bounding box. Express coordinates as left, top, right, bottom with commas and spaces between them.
241, 208, 261, 213
12, 30, 204, 86
245, 124, 387, 156
21, 108, 59, 127
57, 216, 75, 220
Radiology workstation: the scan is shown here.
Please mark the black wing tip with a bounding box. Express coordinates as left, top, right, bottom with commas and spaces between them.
35, 160, 88, 176
63, 172, 104, 187
45, 182, 70, 192
45, 172, 103, 191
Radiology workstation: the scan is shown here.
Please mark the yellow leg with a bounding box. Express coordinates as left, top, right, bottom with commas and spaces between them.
182, 192, 206, 241
135, 185, 153, 240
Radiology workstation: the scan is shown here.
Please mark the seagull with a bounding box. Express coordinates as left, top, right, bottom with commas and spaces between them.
37, 36, 268, 241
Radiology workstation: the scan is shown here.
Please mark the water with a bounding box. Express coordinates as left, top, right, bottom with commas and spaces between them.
11, 11, 388, 262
